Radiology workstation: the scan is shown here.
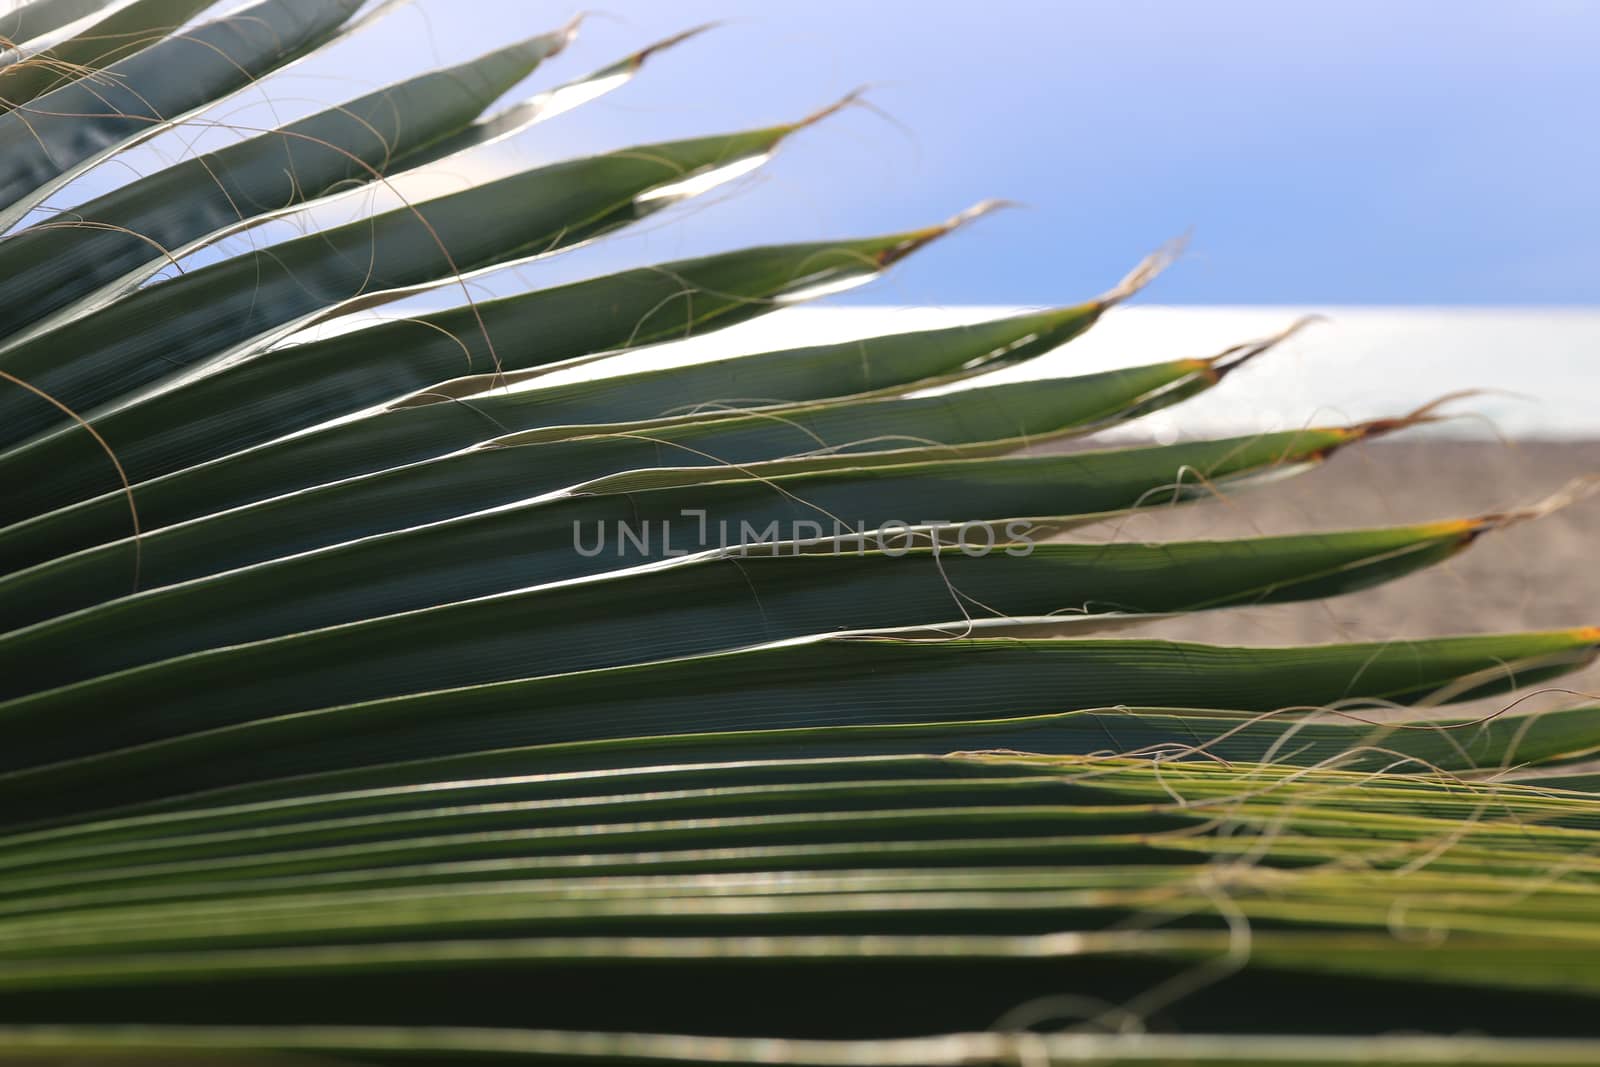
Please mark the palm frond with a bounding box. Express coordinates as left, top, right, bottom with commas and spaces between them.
0, 6, 1593, 1064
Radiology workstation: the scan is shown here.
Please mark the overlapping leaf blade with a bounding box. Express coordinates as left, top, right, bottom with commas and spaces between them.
0, 216, 999, 523
0, 422, 1373, 633
2, 628, 1595, 820
0, 0, 368, 232
0, 0, 216, 110
0, 118, 807, 447
0, 20, 578, 342
0, 284, 1124, 562
0, 0, 122, 49
0, 518, 1496, 698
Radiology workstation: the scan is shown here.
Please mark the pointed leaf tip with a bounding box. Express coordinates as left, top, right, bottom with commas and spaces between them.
1450, 474, 1600, 547
1348, 390, 1488, 443
873, 199, 1012, 269
1097, 233, 1190, 308
630, 22, 721, 69
947, 197, 1018, 226
557, 12, 586, 50
788, 86, 870, 133
1206, 315, 1323, 381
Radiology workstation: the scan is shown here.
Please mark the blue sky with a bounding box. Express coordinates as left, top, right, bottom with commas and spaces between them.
114, 0, 1600, 306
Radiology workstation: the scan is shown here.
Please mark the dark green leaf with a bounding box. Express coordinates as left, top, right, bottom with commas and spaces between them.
0, 21, 576, 342
0, 0, 366, 231
0, 424, 1363, 635
2, 628, 1593, 816
0, 118, 805, 447
0, 0, 216, 110
0, 518, 1487, 698
0, 284, 1123, 561
0, 217, 996, 523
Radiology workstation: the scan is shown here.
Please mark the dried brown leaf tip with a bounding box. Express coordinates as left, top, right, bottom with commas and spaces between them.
1346, 390, 1488, 443
629, 23, 720, 70
1442, 474, 1600, 548
1200, 315, 1324, 383
1096, 233, 1190, 308
788, 85, 871, 133
874, 199, 1014, 268
1288, 391, 1487, 466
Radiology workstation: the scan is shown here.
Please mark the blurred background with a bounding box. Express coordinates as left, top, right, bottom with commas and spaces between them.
156, 0, 1600, 305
